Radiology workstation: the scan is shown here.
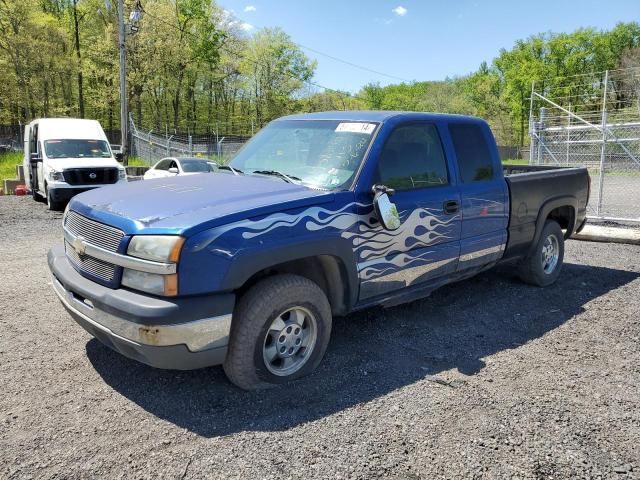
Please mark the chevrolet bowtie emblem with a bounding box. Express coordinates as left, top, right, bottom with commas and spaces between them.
72, 236, 87, 256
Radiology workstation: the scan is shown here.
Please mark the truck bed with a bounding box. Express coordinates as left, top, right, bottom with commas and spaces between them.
502, 164, 590, 260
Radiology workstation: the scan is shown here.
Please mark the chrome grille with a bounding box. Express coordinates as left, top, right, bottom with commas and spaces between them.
65, 240, 118, 282
64, 210, 123, 252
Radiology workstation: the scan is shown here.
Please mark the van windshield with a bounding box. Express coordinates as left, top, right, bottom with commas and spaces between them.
44, 139, 112, 159
229, 120, 378, 189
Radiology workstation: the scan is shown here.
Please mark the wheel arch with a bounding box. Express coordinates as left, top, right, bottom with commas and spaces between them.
528, 196, 577, 257
222, 239, 359, 316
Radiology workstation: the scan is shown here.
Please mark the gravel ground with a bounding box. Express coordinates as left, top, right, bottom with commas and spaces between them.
1, 195, 639, 479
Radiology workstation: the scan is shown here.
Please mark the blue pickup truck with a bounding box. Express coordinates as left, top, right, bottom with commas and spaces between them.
48, 111, 590, 389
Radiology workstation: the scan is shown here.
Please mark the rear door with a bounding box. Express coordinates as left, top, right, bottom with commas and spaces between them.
32, 124, 45, 194
447, 121, 508, 271
358, 122, 461, 300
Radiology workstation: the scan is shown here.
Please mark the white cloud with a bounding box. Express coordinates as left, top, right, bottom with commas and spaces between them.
244, 5, 256, 12
240, 22, 254, 31
392, 5, 407, 16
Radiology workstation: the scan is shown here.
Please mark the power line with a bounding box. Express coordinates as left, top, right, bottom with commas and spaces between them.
230, 13, 411, 83
140, 8, 351, 98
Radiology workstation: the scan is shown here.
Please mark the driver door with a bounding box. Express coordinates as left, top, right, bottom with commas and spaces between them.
358, 122, 461, 300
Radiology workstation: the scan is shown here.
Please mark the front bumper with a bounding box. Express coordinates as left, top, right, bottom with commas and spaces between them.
48, 179, 127, 202
48, 245, 234, 370
49, 186, 98, 202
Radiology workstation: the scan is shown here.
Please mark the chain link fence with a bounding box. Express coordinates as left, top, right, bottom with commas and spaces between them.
129, 117, 249, 166
0, 125, 23, 153
530, 67, 640, 223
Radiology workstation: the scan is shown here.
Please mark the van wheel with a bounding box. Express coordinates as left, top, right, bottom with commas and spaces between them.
224, 274, 332, 390
519, 219, 564, 287
46, 186, 64, 211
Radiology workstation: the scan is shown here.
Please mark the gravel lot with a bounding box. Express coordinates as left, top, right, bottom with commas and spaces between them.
1, 195, 639, 479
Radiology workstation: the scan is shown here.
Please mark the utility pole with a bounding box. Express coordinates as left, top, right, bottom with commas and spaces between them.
118, 0, 129, 165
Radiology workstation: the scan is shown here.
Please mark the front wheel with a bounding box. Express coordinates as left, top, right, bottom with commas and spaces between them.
46, 186, 64, 211
224, 274, 332, 390
518, 219, 564, 287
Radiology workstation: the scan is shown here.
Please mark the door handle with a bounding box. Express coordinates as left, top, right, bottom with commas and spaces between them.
443, 200, 459, 215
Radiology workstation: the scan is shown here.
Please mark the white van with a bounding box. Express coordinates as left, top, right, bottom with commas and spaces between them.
23, 118, 127, 210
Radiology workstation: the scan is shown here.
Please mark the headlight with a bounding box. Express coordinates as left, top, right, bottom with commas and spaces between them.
49, 170, 64, 181
118, 168, 126, 180
122, 269, 178, 296
127, 235, 184, 263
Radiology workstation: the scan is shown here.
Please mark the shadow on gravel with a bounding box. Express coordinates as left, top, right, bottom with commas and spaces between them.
87, 262, 638, 438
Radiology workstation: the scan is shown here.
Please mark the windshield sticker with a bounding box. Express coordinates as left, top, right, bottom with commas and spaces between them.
335, 122, 376, 134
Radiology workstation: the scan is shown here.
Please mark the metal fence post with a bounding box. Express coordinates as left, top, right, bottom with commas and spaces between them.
528, 81, 535, 165
596, 70, 609, 217
538, 107, 546, 164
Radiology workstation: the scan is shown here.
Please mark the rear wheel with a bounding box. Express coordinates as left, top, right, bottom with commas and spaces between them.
518, 219, 564, 287
224, 274, 332, 390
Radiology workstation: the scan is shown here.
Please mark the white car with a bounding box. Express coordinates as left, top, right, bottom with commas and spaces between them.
143, 157, 218, 180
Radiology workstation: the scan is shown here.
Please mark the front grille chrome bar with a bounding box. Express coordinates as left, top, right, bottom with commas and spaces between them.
63, 228, 177, 275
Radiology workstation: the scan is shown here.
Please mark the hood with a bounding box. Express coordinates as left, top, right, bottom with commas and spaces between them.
47, 157, 121, 171
69, 172, 333, 236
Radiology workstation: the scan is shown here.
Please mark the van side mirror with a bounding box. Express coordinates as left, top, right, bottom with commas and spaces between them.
115, 153, 124, 162
30, 152, 41, 164
372, 185, 400, 230
168, 167, 179, 174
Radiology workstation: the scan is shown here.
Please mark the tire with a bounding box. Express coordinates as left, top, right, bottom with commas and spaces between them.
518, 219, 564, 287
224, 274, 332, 390
46, 186, 64, 211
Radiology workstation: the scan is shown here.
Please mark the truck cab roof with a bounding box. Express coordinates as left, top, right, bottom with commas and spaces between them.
278, 110, 486, 124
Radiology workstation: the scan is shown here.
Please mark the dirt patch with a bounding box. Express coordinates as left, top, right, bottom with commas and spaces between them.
1, 195, 639, 479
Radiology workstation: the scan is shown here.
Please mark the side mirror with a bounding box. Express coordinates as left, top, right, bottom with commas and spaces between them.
168, 167, 179, 174
115, 153, 124, 162
372, 185, 400, 231
30, 152, 41, 164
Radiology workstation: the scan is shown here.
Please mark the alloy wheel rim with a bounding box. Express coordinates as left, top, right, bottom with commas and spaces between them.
541, 234, 559, 274
262, 306, 318, 376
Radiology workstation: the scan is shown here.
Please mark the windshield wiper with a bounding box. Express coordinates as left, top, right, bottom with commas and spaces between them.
218, 165, 243, 175
251, 170, 301, 184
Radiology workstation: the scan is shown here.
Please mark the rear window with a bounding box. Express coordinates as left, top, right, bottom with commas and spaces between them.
449, 123, 494, 183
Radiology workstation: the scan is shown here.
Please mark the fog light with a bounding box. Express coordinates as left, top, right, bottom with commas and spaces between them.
122, 269, 178, 296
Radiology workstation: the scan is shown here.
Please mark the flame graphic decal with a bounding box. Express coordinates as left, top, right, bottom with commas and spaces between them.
191, 201, 459, 283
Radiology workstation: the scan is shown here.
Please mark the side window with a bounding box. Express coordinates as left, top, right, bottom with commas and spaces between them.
156, 159, 170, 170
377, 124, 448, 190
449, 123, 494, 183
30, 125, 39, 155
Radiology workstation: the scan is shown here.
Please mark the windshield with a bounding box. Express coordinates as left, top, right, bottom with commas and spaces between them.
181, 159, 215, 172
229, 120, 378, 189
44, 139, 112, 159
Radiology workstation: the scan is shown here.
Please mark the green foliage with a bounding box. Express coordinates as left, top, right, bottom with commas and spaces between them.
352, 22, 640, 146
0, 152, 23, 184
0, 0, 315, 135
0, 1, 637, 147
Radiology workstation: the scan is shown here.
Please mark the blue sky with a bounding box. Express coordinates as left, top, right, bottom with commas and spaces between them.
220, 0, 639, 93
